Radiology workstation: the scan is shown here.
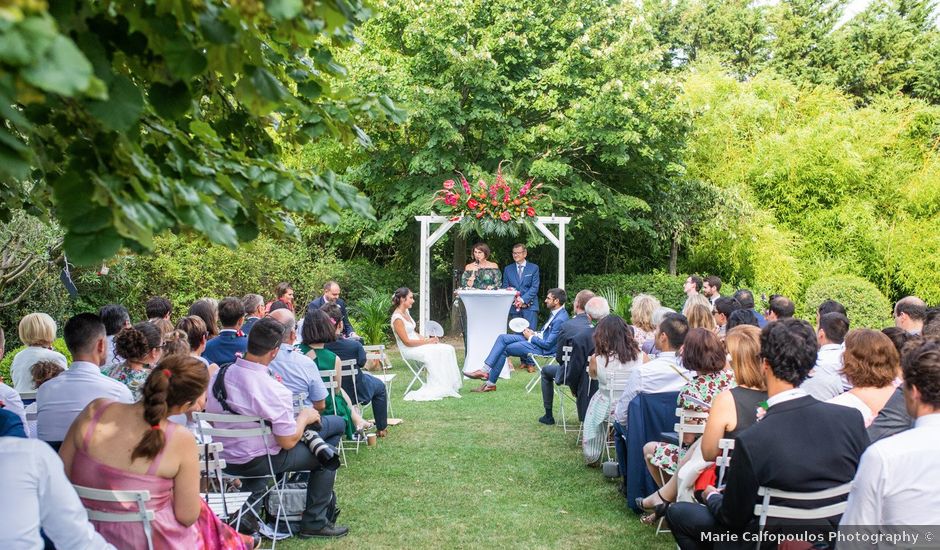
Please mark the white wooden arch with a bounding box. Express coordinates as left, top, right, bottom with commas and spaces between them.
414, 215, 571, 336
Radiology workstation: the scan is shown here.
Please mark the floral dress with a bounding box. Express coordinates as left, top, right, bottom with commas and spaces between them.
102, 362, 151, 401
460, 267, 502, 289
649, 369, 736, 475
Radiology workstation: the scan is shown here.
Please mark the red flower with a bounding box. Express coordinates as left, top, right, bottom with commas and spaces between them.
476, 212, 484, 219
443, 179, 455, 190
526, 206, 536, 217
467, 198, 479, 209
444, 193, 458, 206
500, 211, 511, 222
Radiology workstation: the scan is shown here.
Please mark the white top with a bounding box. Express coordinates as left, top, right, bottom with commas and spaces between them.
828, 391, 874, 427
36, 361, 134, 442
10, 346, 69, 392
815, 343, 849, 390
0, 437, 115, 550
104, 335, 123, 368
613, 351, 692, 425
269, 343, 329, 406
801, 368, 844, 401
595, 355, 643, 394
0, 382, 29, 437
841, 413, 940, 525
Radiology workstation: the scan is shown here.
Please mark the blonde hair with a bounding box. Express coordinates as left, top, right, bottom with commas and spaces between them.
725, 325, 765, 389
630, 294, 661, 332
686, 303, 716, 331
18, 312, 57, 347
682, 293, 711, 316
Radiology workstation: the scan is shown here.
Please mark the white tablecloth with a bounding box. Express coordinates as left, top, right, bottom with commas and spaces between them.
458, 289, 517, 378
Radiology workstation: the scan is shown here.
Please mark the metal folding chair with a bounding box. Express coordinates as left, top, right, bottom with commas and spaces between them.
198, 442, 252, 524
525, 353, 557, 393
364, 345, 395, 418
753, 482, 853, 549
395, 341, 427, 394
73, 485, 155, 550
716, 438, 735, 488
604, 376, 632, 462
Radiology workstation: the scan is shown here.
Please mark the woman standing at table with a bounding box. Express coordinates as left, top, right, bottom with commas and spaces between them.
460, 242, 502, 289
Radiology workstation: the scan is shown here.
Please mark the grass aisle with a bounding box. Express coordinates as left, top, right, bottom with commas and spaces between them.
284, 353, 674, 549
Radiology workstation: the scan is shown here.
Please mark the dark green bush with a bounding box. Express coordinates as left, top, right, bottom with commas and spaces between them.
0, 338, 72, 383
800, 275, 893, 329
570, 272, 689, 319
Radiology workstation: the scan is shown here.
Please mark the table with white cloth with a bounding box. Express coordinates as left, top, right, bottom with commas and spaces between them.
457, 289, 518, 379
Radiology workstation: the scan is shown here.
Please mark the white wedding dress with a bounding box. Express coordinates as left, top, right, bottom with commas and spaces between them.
391, 311, 462, 401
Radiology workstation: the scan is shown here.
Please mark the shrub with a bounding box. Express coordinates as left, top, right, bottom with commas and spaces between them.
350, 288, 393, 346
570, 272, 689, 320
0, 338, 72, 383
800, 275, 894, 329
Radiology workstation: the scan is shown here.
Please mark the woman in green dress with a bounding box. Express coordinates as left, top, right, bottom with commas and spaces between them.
299, 310, 370, 440
460, 242, 502, 289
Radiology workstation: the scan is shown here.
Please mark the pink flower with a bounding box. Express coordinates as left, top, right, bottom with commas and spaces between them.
444, 193, 458, 206
526, 206, 536, 217
519, 179, 533, 196
475, 212, 484, 219
500, 211, 511, 222
479, 179, 487, 190
461, 177, 472, 194
443, 179, 455, 190
467, 198, 479, 209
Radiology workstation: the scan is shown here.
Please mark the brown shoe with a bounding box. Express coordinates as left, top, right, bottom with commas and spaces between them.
464, 370, 487, 380
524, 365, 536, 373
471, 383, 496, 393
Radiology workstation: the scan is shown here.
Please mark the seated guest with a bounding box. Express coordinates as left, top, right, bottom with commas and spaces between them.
642, 307, 677, 356
99, 304, 131, 367
266, 309, 330, 415
827, 329, 899, 427
307, 281, 358, 339
321, 303, 389, 437
685, 303, 716, 333
641, 329, 734, 507
175, 315, 215, 371
188, 298, 219, 339
37, 313, 133, 448
582, 315, 643, 464
10, 312, 68, 392
841, 339, 940, 526
881, 326, 912, 356
0, 325, 29, 436
712, 297, 741, 339
207, 318, 348, 538
151, 318, 175, 339
60, 356, 256, 549
161, 330, 192, 358
638, 325, 767, 517
630, 293, 660, 347
538, 292, 604, 424
0, 436, 114, 549
666, 319, 868, 549
816, 298, 847, 324
0, 408, 26, 438
202, 297, 247, 366
241, 294, 265, 334
300, 310, 372, 438
471, 288, 570, 392
31, 360, 65, 388
267, 281, 295, 313
459, 242, 502, 289
103, 322, 164, 401
725, 308, 758, 331
732, 289, 766, 328
681, 294, 711, 318
867, 325, 914, 442
765, 295, 795, 322
802, 312, 850, 400
893, 295, 926, 335
613, 313, 692, 427
389, 288, 462, 401
145, 296, 173, 322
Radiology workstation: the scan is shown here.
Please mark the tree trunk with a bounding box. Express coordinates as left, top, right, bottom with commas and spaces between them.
669, 236, 678, 276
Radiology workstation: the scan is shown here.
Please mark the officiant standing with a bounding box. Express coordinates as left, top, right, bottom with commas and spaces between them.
502, 243, 540, 331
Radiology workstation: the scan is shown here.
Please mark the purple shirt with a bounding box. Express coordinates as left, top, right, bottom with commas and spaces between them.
205, 357, 296, 464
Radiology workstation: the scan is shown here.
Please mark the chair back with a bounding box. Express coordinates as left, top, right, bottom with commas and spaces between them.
606, 372, 632, 404
338, 358, 360, 402
364, 344, 393, 370
73, 484, 154, 550
292, 392, 308, 415
625, 392, 680, 512
18, 390, 36, 405
192, 412, 272, 440
753, 482, 853, 547
674, 407, 709, 451
716, 438, 735, 488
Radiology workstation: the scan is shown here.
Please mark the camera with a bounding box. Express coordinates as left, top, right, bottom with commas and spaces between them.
302, 430, 341, 471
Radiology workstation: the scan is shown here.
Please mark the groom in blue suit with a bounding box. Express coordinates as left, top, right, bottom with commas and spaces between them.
502, 243, 540, 331
470, 288, 569, 392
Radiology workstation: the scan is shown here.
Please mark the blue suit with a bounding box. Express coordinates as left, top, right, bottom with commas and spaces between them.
202, 329, 248, 366
484, 307, 570, 384
502, 261, 540, 329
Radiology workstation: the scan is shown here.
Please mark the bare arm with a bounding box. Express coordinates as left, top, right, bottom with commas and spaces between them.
587, 354, 598, 379
701, 390, 735, 462
392, 318, 436, 347
274, 407, 320, 450
170, 431, 201, 527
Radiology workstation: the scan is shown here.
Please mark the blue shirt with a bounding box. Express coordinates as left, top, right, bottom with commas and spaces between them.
268, 344, 328, 406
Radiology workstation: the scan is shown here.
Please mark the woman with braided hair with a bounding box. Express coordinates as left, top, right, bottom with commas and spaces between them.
59, 355, 257, 549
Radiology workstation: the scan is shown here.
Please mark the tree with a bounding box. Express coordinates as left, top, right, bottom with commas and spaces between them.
0, 0, 405, 264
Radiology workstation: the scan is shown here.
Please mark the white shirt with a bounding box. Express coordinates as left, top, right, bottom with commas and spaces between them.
527, 306, 563, 342
841, 413, 940, 525
10, 346, 69, 392
801, 368, 844, 401
0, 437, 114, 550
815, 343, 850, 390
269, 343, 329, 406
0, 382, 29, 437
613, 351, 691, 425
104, 336, 123, 367
766, 387, 807, 408
36, 361, 134, 442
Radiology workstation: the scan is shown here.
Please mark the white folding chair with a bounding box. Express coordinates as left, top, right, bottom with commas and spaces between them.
525, 353, 557, 393
338, 358, 364, 454
364, 345, 395, 418
320, 379, 351, 466
396, 341, 428, 394
18, 390, 36, 404
753, 483, 853, 549
198, 442, 252, 523
674, 408, 709, 451
73, 485, 155, 550
193, 412, 294, 547
545, 346, 579, 433
716, 438, 735, 488
604, 375, 632, 462
291, 392, 308, 415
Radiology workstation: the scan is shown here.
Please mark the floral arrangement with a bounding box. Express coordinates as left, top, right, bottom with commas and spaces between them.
433, 162, 549, 236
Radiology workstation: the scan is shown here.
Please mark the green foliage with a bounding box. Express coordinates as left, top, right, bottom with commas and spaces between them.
801, 275, 894, 329
350, 288, 393, 345
570, 272, 689, 313
0, 338, 71, 383
0, 0, 405, 264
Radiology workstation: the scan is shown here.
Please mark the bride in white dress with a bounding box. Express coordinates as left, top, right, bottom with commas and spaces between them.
390, 288, 462, 401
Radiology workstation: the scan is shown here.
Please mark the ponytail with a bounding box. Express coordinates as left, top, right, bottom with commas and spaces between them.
132, 355, 209, 461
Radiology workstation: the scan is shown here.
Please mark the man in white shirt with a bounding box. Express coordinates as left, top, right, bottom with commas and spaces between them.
802, 311, 850, 399
36, 313, 134, 447
841, 339, 940, 527
0, 437, 114, 549
893, 295, 926, 336
613, 312, 692, 425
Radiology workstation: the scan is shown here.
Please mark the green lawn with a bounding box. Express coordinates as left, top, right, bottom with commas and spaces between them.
282, 352, 675, 549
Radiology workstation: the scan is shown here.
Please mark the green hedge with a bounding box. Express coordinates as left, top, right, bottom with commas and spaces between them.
800, 274, 893, 329
0, 338, 72, 383
569, 272, 689, 321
